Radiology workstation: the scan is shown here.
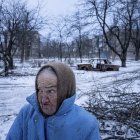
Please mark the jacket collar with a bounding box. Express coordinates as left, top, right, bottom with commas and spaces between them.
26, 93, 76, 116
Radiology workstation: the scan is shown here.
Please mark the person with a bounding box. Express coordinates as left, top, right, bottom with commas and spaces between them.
6, 62, 100, 140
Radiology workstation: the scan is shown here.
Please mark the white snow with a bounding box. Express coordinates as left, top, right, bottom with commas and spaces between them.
0, 59, 140, 140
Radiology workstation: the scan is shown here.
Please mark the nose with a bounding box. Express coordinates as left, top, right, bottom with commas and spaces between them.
41, 95, 49, 104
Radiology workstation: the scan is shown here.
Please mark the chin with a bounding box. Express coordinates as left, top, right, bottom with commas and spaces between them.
42, 108, 54, 115
38, 104, 56, 116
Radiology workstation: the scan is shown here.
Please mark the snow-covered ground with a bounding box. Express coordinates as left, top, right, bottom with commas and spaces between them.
0, 60, 140, 140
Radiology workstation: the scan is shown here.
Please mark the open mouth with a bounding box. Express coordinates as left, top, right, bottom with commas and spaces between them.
41, 104, 49, 109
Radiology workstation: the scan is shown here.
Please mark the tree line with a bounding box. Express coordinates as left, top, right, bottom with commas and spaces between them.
42, 0, 140, 67
0, 0, 140, 76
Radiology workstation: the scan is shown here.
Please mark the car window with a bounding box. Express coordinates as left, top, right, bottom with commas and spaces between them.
104, 60, 107, 64
101, 60, 104, 64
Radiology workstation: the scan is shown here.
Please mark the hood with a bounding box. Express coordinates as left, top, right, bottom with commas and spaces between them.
26, 93, 76, 116
35, 62, 76, 108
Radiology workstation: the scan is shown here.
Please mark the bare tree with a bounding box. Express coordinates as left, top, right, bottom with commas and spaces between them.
63, 31, 73, 62
0, 0, 22, 75
61, 16, 75, 62
16, 2, 44, 62
70, 11, 86, 63
0, 0, 45, 75
131, 0, 140, 61
83, 0, 136, 67
49, 17, 67, 62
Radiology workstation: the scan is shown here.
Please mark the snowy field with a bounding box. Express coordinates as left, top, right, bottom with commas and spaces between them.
0, 59, 140, 140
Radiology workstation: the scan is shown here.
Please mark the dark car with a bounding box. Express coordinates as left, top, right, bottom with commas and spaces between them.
77, 58, 120, 71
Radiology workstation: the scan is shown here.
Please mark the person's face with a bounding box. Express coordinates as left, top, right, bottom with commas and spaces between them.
37, 70, 58, 116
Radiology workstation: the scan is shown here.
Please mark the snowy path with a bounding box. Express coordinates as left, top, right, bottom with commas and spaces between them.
0, 60, 140, 139
0, 76, 35, 140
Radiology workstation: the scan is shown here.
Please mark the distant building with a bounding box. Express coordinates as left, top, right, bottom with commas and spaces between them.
95, 30, 137, 60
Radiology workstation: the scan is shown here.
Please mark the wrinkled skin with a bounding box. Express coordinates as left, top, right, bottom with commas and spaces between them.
37, 70, 58, 116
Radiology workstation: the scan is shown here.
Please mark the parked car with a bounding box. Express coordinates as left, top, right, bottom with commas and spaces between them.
77, 63, 93, 71
77, 58, 120, 71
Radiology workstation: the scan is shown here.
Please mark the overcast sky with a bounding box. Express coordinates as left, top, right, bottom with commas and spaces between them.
28, 0, 79, 17
27, 0, 79, 36
46, 0, 79, 16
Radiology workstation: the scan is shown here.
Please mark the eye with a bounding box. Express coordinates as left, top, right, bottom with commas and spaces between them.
37, 87, 57, 95
38, 89, 43, 94
48, 89, 55, 94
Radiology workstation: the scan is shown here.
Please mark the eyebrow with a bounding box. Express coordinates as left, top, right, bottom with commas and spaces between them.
38, 85, 57, 89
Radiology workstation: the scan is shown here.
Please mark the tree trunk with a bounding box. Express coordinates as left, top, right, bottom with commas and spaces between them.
38, 46, 41, 59
135, 47, 140, 61
121, 59, 126, 67
25, 44, 31, 60
120, 50, 127, 67
4, 57, 9, 76
68, 47, 71, 61
78, 41, 82, 63
20, 44, 25, 63
79, 50, 82, 63
6, 51, 14, 70
121, 55, 126, 67
8, 55, 14, 69
59, 44, 62, 62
